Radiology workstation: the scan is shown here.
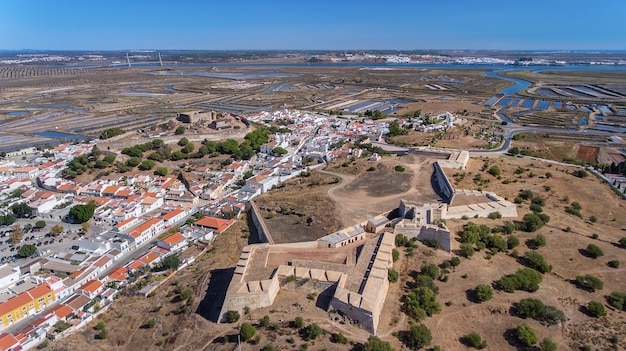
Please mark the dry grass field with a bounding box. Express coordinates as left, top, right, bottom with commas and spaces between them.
48, 154, 626, 351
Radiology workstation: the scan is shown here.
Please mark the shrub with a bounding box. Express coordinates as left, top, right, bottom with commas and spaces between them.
529, 203, 543, 213
405, 323, 432, 350
507, 235, 520, 250
496, 268, 542, 293
96, 329, 108, 340
522, 213, 545, 232
516, 324, 537, 346
392, 249, 400, 262
607, 292, 626, 311
366, 167, 376, 172
240, 323, 256, 341
487, 211, 502, 220
94, 322, 106, 331
420, 263, 440, 280
388, 268, 399, 283
394, 165, 405, 172
450, 257, 461, 267
475, 284, 493, 302
259, 315, 270, 327
464, 332, 487, 349
146, 319, 156, 328
405, 287, 441, 320
225, 310, 240, 323
608, 260, 620, 268
515, 298, 546, 319
460, 243, 474, 258
540, 338, 557, 351
294, 316, 304, 328
587, 301, 606, 317
575, 275, 603, 292
619, 237, 626, 248
586, 244, 604, 258
363, 335, 394, 351
524, 251, 552, 273
589, 215, 597, 223
572, 169, 588, 178
302, 323, 323, 341
331, 333, 348, 344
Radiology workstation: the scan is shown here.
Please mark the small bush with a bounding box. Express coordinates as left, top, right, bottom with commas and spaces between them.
294, 316, 304, 328
331, 333, 348, 344
366, 167, 376, 172
394, 165, 405, 172
460, 243, 474, 258
516, 324, 537, 346
587, 301, 606, 317
240, 323, 256, 341
450, 257, 461, 267
608, 260, 620, 268
487, 211, 502, 220
607, 292, 626, 311
586, 244, 604, 258
619, 237, 626, 248
540, 338, 557, 351
388, 268, 399, 283
464, 332, 487, 349
259, 315, 270, 327
575, 275, 604, 292
475, 284, 493, 302
392, 248, 400, 262
302, 323, 323, 341
225, 310, 240, 323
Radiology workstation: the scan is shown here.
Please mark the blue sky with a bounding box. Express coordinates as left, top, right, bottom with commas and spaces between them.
1, 0, 625, 50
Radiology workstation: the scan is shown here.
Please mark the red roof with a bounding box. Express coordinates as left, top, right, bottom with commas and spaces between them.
161, 232, 185, 247
0, 333, 19, 350
114, 216, 138, 229
194, 216, 235, 234
79, 280, 103, 294
93, 256, 111, 268
51, 304, 74, 319
129, 217, 162, 238
162, 208, 184, 221
107, 266, 127, 282
0, 293, 32, 319
26, 283, 52, 299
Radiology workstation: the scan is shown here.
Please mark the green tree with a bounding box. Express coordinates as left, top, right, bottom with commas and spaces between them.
586, 244, 604, 258
34, 220, 46, 229
363, 335, 395, 351
272, 147, 288, 155
540, 338, 557, 351
392, 249, 400, 262
18, 244, 37, 258
515, 298, 546, 319
10, 202, 33, 218
331, 333, 348, 344
68, 203, 96, 223
126, 157, 142, 167
420, 263, 439, 280
294, 316, 304, 328
175, 126, 185, 135
531, 234, 547, 248
139, 160, 156, 170
388, 121, 407, 137
154, 167, 168, 176
405, 287, 441, 320
162, 254, 180, 271
405, 323, 432, 350
475, 284, 493, 302
575, 275, 603, 292
488, 166, 501, 177
239, 323, 256, 341
516, 324, 538, 346
522, 213, 545, 232
464, 332, 487, 349
507, 235, 520, 250
460, 243, 474, 258
225, 310, 240, 323
450, 257, 461, 267
302, 323, 323, 341
587, 301, 606, 317
619, 237, 626, 248
259, 315, 270, 327
524, 251, 552, 273
388, 268, 399, 283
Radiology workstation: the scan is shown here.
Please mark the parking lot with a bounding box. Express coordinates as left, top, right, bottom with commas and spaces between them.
0, 217, 111, 263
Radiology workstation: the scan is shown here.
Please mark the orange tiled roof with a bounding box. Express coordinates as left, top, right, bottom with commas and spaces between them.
194, 216, 235, 234
93, 256, 111, 268
107, 267, 127, 281
114, 216, 138, 229
161, 232, 185, 247
51, 304, 73, 319
0, 333, 19, 350
0, 292, 32, 317
162, 208, 184, 221
79, 280, 103, 294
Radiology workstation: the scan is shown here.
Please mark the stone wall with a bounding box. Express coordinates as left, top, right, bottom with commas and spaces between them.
434, 162, 455, 202
417, 225, 451, 252
249, 200, 275, 244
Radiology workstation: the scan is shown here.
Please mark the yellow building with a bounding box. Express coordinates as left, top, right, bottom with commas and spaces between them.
0, 283, 55, 328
